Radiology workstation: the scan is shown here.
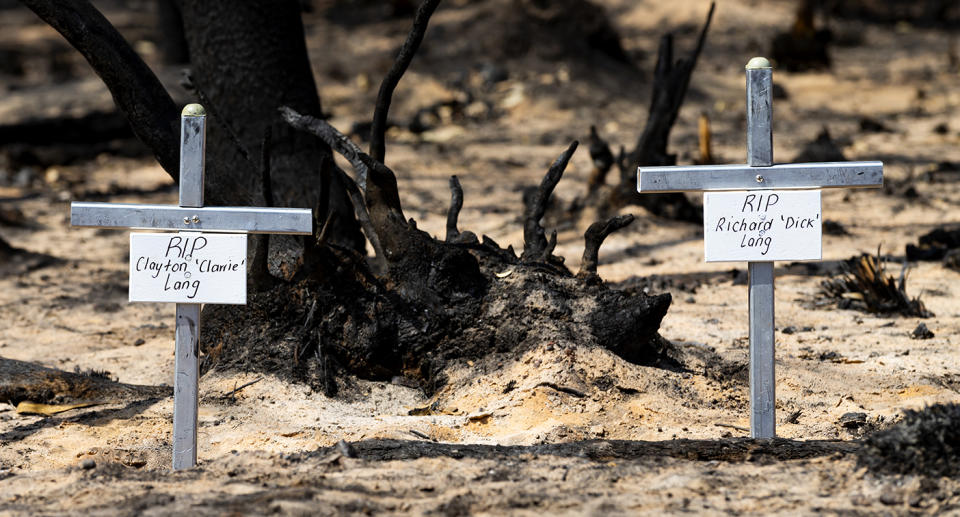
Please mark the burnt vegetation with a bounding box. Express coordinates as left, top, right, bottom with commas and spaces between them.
8, 0, 713, 395
858, 403, 960, 477
819, 251, 932, 318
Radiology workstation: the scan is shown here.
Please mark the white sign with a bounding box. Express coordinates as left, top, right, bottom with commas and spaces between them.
704, 190, 822, 262
129, 233, 247, 304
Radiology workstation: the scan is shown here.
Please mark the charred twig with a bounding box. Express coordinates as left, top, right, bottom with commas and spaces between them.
224, 377, 263, 398
587, 126, 614, 193
408, 429, 433, 441
444, 176, 477, 244
523, 141, 578, 264
369, 0, 442, 164
282, 107, 373, 187
294, 299, 319, 364
446, 175, 463, 242
578, 214, 635, 279
714, 422, 749, 433
20, 0, 179, 178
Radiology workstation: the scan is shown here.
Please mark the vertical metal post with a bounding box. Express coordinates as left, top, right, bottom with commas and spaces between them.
173, 104, 205, 470
745, 58, 776, 439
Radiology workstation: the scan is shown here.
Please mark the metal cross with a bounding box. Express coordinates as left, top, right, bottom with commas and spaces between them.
637, 57, 883, 438
71, 104, 313, 469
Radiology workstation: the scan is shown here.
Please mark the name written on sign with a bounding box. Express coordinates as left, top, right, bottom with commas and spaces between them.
703, 190, 822, 262
129, 233, 248, 304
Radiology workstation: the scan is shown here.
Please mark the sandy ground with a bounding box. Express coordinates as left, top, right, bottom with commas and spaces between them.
3, 0, 960, 514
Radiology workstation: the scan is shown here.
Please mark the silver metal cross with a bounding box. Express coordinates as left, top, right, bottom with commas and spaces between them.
71, 104, 313, 469
637, 57, 883, 438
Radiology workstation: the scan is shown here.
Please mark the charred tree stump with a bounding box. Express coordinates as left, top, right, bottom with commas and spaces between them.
576, 3, 714, 225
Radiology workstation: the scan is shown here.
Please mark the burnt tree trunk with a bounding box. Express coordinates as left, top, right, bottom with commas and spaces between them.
176, 0, 364, 251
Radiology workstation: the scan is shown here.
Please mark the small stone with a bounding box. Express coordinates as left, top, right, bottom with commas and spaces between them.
685, 297, 696, 303
81, 458, 96, 470
838, 412, 867, 429
911, 323, 934, 340
820, 350, 840, 362
781, 326, 797, 335
133, 338, 145, 346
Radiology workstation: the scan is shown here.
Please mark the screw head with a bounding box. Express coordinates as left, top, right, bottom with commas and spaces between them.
183, 217, 191, 224
756, 175, 764, 183
192, 215, 200, 223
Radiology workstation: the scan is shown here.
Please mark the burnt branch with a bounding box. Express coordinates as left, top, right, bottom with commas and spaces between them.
523, 141, 578, 263
20, 0, 180, 179
281, 107, 407, 256
369, 0, 442, 164
282, 108, 370, 189
578, 214, 635, 278
334, 165, 387, 268
446, 175, 463, 242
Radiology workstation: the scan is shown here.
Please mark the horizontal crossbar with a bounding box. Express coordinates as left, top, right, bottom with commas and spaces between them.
637, 161, 883, 193
71, 203, 313, 235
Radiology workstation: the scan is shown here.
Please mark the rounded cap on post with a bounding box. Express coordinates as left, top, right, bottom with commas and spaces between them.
746, 57, 772, 70
181, 103, 206, 117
